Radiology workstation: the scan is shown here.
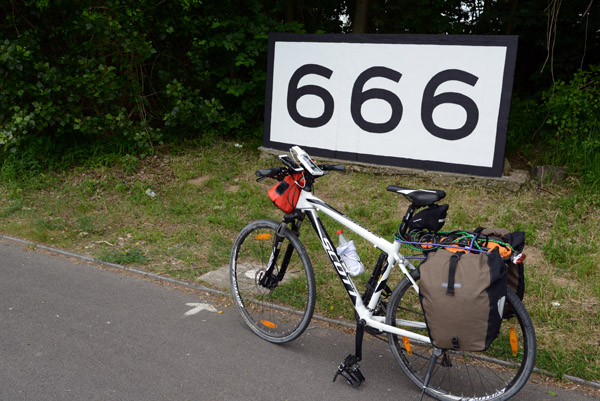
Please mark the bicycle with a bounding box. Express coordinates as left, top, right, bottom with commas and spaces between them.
229, 146, 536, 401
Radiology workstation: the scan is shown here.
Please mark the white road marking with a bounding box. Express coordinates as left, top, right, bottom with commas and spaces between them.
185, 302, 217, 316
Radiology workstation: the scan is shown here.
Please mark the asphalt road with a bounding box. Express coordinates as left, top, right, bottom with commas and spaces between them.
1, 238, 598, 401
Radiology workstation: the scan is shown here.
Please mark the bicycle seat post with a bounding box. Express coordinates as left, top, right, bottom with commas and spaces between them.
397, 204, 418, 239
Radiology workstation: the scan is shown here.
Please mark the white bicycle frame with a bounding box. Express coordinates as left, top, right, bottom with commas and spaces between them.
295, 188, 431, 344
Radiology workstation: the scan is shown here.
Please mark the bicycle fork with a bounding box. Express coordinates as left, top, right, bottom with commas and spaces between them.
259, 216, 303, 290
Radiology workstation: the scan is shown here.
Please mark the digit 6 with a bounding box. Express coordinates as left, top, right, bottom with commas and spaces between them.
421, 69, 480, 140
351, 66, 403, 134
287, 64, 334, 128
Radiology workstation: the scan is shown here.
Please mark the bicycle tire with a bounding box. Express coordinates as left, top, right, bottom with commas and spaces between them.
230, 219, 316, 343
386, 269, 536, 401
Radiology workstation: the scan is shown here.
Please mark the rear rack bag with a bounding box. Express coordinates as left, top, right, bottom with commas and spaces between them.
419, 248, 507, 351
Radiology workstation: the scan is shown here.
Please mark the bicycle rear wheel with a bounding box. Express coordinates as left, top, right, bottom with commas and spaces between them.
386, 270, 536, 401
230, 219, 316, 343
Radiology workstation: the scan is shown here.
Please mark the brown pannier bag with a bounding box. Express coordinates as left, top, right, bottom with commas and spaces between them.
419, 248, 507, 351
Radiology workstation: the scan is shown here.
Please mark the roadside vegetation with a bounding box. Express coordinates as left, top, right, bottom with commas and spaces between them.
1, 139, 599, 382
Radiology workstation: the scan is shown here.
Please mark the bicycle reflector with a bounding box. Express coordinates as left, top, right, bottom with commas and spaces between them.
260, 320, 278, 329
403, 336, 413, 356
509, 325, 518, 356
255, 233, 273, 240
512, 253, 526, 264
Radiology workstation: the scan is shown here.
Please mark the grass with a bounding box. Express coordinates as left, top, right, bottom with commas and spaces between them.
0, 138, 599, 383
98, 246, 148, 265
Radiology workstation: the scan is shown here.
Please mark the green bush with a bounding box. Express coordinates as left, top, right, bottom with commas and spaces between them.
542, 66, 600, 187
0, 4, 162, 156
0, 1, 301, 174
506, 95, 546, 156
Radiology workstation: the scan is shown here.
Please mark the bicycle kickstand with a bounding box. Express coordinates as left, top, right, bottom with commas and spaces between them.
333, 354, 365, 387
332, 319, 366, 387
419, 347, 443, 401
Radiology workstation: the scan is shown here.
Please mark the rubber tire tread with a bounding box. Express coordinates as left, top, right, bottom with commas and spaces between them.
230, 219, 316, 344
386, 269, 536, 401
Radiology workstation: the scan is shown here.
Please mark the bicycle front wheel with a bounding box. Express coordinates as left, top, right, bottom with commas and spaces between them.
386, 270, 536, 401
230, 219, 316, 343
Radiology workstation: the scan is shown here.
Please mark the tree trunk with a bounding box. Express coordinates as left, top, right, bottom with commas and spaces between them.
505, 0, 519, 35
353, 0, 369, 33
286, 0, 295, 23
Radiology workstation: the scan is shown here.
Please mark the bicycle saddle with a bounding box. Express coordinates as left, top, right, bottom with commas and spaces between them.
386, 185, 446, 207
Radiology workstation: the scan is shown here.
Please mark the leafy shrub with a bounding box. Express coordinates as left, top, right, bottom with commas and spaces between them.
542, 66, 600, 186
0, 0, 301, 174
506, 95, 546, 156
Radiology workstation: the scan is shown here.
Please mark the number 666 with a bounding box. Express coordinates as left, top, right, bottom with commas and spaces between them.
287, 64, 480, 141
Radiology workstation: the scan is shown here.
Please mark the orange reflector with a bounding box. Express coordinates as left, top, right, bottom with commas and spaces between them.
403, 336, 413, 356
255, 233, 273, 240
509, 325, 518, 356
261, 319, 278, 329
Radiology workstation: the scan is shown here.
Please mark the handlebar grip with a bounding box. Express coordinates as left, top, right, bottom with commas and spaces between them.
255, 167, 286, 182
255, 168, 276, 177
321, 164, 346, 172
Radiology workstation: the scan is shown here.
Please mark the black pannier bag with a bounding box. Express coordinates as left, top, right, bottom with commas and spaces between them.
408, 204, 449, 232
474, 227, 526, 319
419, 248, 507, 351
474, 227, 525, 300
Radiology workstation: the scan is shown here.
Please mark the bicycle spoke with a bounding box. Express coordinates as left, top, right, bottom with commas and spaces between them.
387, 272, 536, 401
230, 220, 315, 343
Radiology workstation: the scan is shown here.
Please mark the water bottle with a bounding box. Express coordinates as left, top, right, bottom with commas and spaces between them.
336, 229, 364, 276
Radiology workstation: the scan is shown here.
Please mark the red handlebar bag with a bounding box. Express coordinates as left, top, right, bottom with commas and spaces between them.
268, 173, 305, 214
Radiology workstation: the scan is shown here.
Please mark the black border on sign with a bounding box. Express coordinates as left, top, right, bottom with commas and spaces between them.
263, 33, 518, 177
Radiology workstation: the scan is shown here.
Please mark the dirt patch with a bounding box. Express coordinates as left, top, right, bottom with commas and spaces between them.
188, 176, 210, 187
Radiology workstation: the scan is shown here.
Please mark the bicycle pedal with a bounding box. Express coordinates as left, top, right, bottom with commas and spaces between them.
332, 355, 365, 387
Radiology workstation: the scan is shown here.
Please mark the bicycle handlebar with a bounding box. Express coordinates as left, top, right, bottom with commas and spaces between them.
255, 164, 345, 182
320, 164, 346, 172
255, 167, 286, 182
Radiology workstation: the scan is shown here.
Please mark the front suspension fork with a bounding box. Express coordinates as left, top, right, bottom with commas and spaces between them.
259, 213, 303, 289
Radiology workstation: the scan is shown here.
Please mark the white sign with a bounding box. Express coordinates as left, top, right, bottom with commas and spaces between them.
263, 34, 518, 177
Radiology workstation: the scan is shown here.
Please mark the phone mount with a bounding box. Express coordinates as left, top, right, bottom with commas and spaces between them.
291, 146, 324, 176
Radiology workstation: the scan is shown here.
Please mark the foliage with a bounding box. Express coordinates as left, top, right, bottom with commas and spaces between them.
363, 0, 468, 34
0, 0, 302, 173
505, 95, 546, 156
0, 3, 162, 156
1, 0, 599, 185
98, 246, 148, 265
541, 66, 600, 187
